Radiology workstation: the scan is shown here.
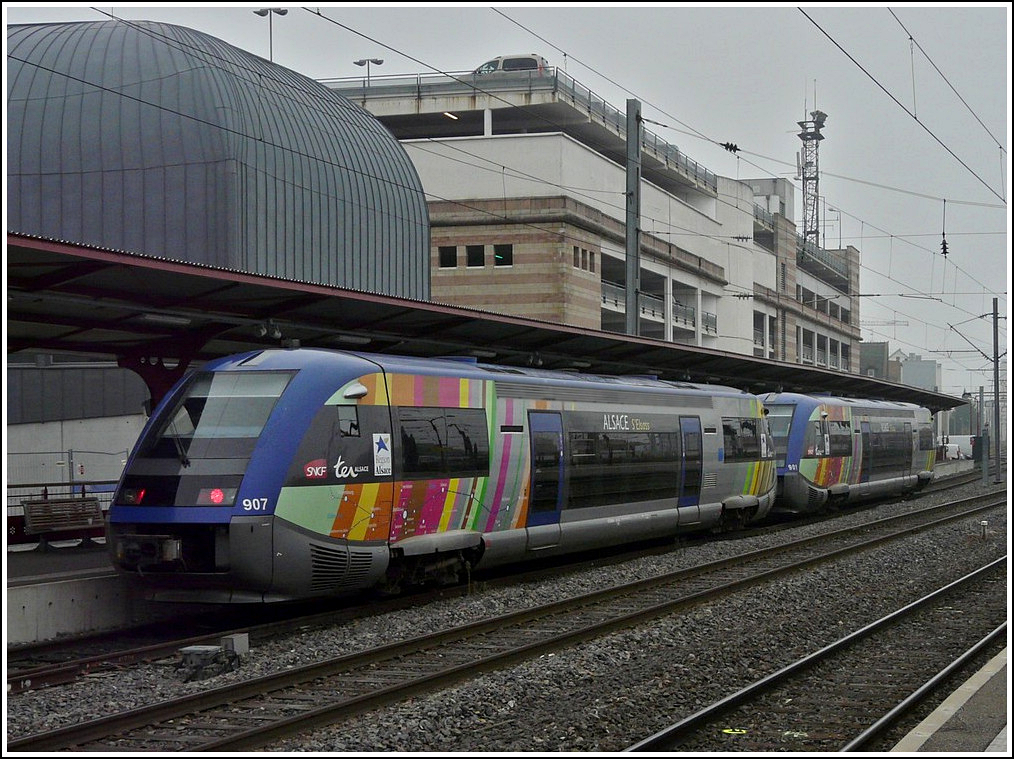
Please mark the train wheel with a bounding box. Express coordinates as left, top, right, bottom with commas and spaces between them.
711, 508, 747, 534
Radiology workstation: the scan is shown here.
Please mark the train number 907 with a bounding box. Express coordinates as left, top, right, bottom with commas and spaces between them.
242, 498, 269, 511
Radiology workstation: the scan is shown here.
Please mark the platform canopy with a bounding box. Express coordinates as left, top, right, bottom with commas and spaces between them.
7, 233, 963, 413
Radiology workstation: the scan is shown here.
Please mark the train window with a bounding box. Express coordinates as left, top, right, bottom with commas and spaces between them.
918, 425, 934, 451
399, 408, 446, 476
445, 409, 490, 474
397, 407, 489, 479
828, 420, 852, 456
759, 416, 775, 460
722, 417, 761, 462
567, 431, 678, 509
764, 404, 793, 462
803, 419, 828, 458
869, 427, 911, 474
138, 370, 294, 461
765, 405, 794, 438
337, 406, 360, 437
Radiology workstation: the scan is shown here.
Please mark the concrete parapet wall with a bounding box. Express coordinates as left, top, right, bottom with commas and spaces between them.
7, 575, 136, 645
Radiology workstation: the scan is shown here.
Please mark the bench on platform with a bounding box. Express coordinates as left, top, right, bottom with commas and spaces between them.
21, 497, 104, 550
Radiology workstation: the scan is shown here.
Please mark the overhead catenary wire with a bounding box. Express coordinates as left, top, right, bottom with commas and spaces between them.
888, 7, 1006, 155
144, 7, 1014, 362
11, 5, 1005, 383
798, 7, 1005, 204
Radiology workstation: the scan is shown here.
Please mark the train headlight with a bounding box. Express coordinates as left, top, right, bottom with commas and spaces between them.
196, 487, 237, 506
119, 488, 146, 505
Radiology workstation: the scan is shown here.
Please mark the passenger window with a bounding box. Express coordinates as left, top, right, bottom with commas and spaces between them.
398, 407, 489, 479
337, 406, 360, 437
503, 58, 536, 71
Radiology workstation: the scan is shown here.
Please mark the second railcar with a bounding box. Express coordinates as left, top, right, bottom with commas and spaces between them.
107, 348, 777, 602
761, 392, 935, 514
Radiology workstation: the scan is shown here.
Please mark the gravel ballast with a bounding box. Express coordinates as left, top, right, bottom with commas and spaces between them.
6, 480, 1006, 751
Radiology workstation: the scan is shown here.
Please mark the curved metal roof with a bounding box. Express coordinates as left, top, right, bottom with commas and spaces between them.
7, 233, 965, 414
7, 20, 430, 298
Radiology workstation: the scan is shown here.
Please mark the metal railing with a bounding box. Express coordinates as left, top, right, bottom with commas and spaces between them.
7, 480, 117, 511
754, 204, 774, 227
321, 66, 718, 193
638, 292, 665, 319
797, 236, 849, 281
673, 301, 696, 329
601, 280, 625, 307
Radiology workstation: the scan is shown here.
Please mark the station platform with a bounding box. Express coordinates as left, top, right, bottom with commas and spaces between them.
892, 648, 1008, 754
5, 536, 115, 582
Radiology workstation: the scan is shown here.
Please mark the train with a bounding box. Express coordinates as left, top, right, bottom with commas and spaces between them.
760, 392, 935, 514
106, 347, 778, 602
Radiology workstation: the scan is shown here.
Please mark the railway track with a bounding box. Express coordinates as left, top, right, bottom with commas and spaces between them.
7, 489, 1005, 752
626, 560, 1007, 752
6, 473, 998, 694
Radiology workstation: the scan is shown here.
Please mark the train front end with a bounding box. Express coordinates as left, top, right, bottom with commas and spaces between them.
106, 349, 392, 602
761, 392, 820, 513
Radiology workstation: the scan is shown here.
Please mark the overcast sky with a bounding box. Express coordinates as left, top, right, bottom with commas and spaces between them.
5, 3, 1010, 399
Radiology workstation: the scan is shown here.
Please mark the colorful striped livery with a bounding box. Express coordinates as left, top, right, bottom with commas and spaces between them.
107, 348, 779, 602
761, 392, 935, 514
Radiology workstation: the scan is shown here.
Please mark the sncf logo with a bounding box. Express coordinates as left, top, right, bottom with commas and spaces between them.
304, 459, 328, 479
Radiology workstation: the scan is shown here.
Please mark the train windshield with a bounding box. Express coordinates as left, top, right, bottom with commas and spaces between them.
137, 371, 295, 462
764, 404, 795, 464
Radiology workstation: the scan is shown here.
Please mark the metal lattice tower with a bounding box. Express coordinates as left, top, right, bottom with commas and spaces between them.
797, 110, 827, 248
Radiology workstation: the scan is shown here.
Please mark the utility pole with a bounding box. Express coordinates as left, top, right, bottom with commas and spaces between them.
625, 99, 642, 336
992, 297, 1001, 482
979, 385, 987, 485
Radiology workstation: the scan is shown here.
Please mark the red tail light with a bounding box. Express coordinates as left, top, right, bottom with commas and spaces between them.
197, 487, 237, 506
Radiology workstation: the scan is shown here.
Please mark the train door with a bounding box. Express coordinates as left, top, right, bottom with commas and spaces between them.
859, 421, 871, 483
678, 416, 702, 523
904, 422, 913, 475
526, 411, 564, 549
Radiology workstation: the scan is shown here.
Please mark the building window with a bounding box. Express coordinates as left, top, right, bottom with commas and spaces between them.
438, 246, 457, 268
466, 245, 484, 267
493, 244, 513, 267
573, 246, 597, 272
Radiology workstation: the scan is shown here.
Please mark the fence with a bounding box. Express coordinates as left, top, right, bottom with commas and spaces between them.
6, 449, 126, 546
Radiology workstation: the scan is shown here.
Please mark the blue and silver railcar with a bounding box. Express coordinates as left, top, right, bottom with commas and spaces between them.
107, 348, 777, 602
761, 392, 935, 514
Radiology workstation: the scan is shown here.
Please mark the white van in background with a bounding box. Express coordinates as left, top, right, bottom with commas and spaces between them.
938, 435, 972, 459
473, 54, 549, 76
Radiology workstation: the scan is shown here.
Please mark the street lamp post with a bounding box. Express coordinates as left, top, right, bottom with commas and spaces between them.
827, 207, 841, 249
354, 57, 384, 86
253, 8, 287, 63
